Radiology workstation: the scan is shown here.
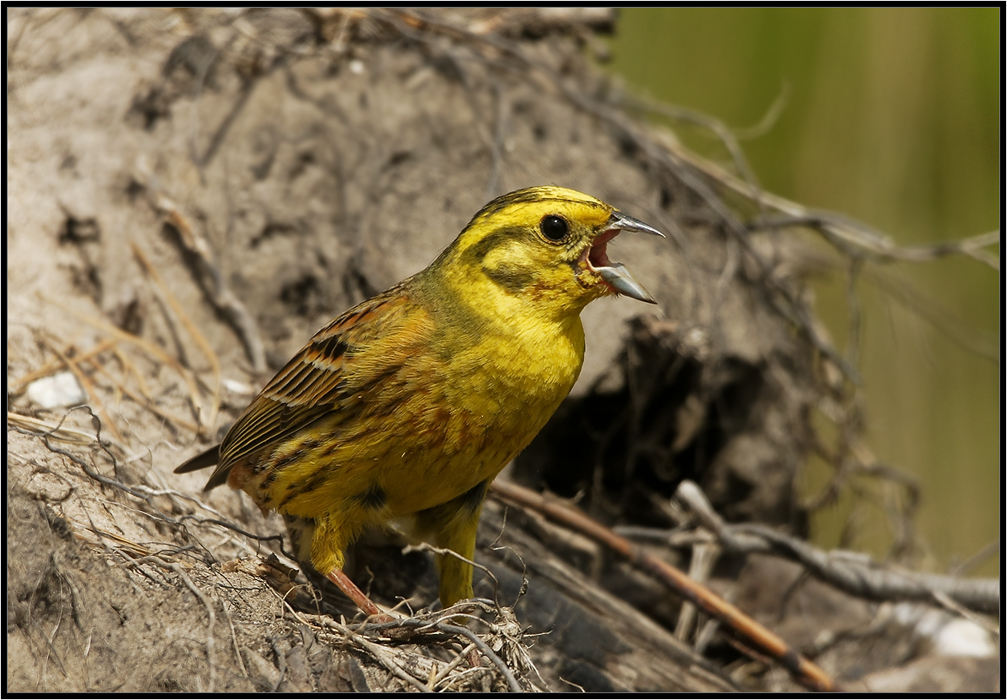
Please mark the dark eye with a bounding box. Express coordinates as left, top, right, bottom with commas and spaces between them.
540, 215, 569, 242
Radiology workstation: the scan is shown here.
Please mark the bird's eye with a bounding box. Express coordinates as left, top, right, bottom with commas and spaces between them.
540, 215, 569, 242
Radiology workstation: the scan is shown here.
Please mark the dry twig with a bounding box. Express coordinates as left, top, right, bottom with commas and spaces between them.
124, 555, 218, 692
674, 480, 999, 616
131, 244, 221, 433
133, 168, 267, 374
41, 294, 206, 428
38, 336, 127, 445
489, 478, 839, 692
11, 339, 118, 395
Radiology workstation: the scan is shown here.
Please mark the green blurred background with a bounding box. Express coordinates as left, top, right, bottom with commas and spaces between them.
608, 7, 1000, 577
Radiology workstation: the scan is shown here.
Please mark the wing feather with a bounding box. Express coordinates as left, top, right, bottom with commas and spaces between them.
208, 284, 427, 488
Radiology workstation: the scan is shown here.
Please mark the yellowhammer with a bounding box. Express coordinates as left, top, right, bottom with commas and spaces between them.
176, 186, 663, 618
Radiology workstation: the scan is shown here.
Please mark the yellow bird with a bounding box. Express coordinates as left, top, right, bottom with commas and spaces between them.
175, 186, 663, 617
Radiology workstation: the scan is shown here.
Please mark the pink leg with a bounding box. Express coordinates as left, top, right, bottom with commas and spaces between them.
326, 568, 394, 623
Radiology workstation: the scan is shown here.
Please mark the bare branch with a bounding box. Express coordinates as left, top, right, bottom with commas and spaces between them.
674, 481, 999, 616
490, 478, 839, 692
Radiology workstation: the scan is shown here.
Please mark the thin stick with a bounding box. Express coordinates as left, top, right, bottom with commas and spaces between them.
675, 541, 721, 643
132, 243, 221, 432
489, 478, 838, 693
12, 338, 118, 394
139, 555, 217, 692
949, 539, 1001, 578
674, 480, 998, 615
40, 336, 127, 445
41, 293, 206, 429
137, 181, 267, 373
7, 412, 100, 445
431, 642, 478, 688
83, 352, 201, 434
112, 346, 152, 400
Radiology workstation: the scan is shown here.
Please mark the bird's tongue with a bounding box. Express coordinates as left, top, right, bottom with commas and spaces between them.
589, 229, 620, 268
590, 231, 656, 304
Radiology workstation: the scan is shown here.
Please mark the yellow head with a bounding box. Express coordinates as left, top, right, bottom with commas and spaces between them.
425, 186, 663, 323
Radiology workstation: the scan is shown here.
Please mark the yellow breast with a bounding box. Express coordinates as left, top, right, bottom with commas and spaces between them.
263, 304, 584, 521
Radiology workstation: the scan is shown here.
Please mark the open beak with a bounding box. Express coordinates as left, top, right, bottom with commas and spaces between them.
586, 212, 665, 304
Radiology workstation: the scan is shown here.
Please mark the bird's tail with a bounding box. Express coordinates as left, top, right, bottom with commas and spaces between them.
174, 444, 237, 492
174, 444, 222, 483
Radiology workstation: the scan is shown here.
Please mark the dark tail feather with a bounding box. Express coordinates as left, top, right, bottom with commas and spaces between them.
174, 444, 221, 474
203, 460, 233, 492
175, 444, 233, 492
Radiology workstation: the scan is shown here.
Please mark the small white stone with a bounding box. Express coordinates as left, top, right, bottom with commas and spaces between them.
26, 371, 87, 409
222, 377, 256, 396
349, 59, 364, 74
932, 618, 996, 658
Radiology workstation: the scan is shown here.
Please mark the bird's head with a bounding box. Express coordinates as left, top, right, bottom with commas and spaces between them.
432, 186, 664, 321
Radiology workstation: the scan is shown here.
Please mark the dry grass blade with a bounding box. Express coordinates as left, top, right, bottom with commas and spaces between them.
112, 346, 153, 400
78, 526, 153, 559
39, 335, 127, 445
7, 412, 100, 445
133, 171, 267, 374
131, 243, 221, 433
41, 293, 207, 432
81, 348, 201, 435
12, 338, 118, 394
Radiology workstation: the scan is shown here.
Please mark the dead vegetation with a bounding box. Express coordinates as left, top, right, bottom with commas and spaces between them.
7, 7, 999, 693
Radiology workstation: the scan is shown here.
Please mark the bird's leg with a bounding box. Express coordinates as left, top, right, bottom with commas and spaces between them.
424, 481, 489, 608
326, 568, 394, 623
302, 515, 395, 623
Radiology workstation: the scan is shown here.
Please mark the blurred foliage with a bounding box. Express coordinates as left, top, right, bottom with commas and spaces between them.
609, 7, 999, 577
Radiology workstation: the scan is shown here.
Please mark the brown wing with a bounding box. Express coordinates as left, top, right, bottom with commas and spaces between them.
198, 283, 426, 491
